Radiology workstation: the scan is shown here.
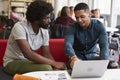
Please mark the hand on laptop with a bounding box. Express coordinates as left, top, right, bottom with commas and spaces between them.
70, 55, 80, 69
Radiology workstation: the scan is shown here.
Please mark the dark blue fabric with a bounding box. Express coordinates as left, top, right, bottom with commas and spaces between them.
0, 66, 12, 80
65, 19, 109, 60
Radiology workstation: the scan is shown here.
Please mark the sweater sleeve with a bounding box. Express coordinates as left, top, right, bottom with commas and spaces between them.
64, 24, 76, 58
98, 22, 109, 60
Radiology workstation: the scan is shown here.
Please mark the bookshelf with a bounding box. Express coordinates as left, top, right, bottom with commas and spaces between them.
9, 0, 33, 18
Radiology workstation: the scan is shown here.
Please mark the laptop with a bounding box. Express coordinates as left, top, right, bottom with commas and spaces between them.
71, 60, 109, 78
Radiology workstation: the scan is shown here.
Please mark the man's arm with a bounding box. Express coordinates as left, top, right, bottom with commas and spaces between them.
41, 46, 54, 60
64, 24, 79, 68
16, 39, 65, 69
98, 23, 109, 60
64, 25, 76, 58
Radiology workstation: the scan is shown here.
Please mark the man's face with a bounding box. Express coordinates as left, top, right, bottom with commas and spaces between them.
39, 14, 51, 29
74, 10, 90, 28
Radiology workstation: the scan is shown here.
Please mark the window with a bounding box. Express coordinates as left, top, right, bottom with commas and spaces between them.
93, 0, 111, 14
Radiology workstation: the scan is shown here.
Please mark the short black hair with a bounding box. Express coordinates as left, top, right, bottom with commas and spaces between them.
26, 0, 53, 23
74, 3, 89, 12
11, 6, 17, 11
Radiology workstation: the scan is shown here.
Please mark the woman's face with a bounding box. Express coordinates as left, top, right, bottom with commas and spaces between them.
66, 8, 71, 17
94, 10, 100, 18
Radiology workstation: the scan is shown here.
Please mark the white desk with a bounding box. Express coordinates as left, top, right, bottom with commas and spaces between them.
23, 70, 71, 80
106, 27, 118, 33
72, 69, 120, 80
23, 69, 120, 80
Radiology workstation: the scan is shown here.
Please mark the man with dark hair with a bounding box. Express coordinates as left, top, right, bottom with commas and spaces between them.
65, 3, 109, 69
3, 0, 65, 75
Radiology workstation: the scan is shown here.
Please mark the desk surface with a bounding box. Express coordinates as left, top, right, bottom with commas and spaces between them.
23, 70, 71, 80
73, 69, 120, 80
106, 27, 118, 33
23, 69, 120, 80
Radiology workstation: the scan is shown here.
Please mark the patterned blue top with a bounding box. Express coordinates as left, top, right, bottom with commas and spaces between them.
65, 19, 109, 60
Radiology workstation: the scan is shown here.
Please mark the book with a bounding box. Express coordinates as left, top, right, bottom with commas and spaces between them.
23, 70, 71, 80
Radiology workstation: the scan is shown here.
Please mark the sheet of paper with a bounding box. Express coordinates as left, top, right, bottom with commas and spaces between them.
23, 70, 71, 80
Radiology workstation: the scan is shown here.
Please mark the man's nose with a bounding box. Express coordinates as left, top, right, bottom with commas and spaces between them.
77, 18, 82, 22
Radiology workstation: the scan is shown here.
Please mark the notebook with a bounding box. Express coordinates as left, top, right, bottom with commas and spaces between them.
71, 60, 109, 78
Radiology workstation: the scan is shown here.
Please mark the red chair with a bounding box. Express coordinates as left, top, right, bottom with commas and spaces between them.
36, 39, 68, 62
0, 40, 8, 66
0, 24, 4, 30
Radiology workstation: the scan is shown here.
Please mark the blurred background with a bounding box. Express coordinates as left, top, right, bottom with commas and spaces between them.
0, 0, 120, 28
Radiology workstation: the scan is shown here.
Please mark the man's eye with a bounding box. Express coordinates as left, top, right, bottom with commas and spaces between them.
80, 16, 85, 18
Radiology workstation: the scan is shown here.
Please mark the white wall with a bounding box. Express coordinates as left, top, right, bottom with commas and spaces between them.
0, 1, 9, 15
54, 0, 68, 18
110, 0, 119, 27
93, 0, 111, 14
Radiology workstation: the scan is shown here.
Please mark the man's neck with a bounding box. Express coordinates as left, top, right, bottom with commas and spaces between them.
31, 22, 40, 34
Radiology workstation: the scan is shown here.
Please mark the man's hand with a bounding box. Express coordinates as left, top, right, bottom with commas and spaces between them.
53, 62, 66, 70
70, 55, 79, 69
